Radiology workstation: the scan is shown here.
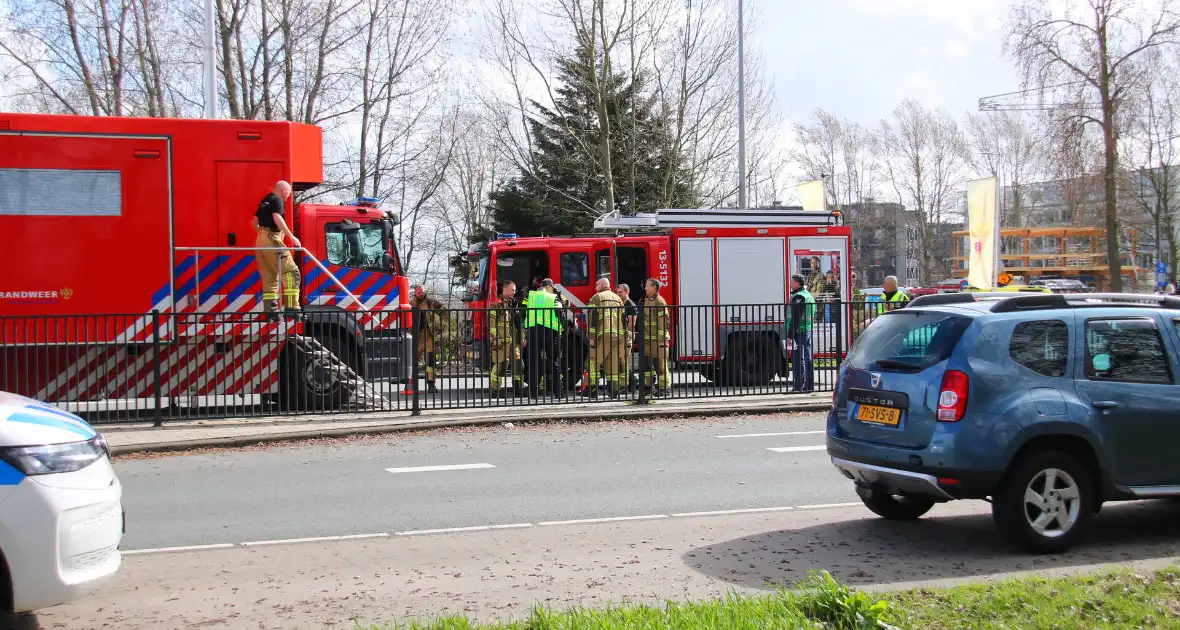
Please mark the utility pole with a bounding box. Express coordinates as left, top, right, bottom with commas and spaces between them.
203, 0, 217, 118
736, 0, 747, 210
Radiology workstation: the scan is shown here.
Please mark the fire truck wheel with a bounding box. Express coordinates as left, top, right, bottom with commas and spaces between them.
280, 333, 358, 411
722, 335, 776, 387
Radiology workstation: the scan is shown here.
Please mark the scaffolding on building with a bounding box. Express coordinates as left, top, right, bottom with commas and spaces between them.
952, 227, 1148, 291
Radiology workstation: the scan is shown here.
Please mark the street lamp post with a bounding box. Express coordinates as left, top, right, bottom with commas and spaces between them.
736, 0, 747, 211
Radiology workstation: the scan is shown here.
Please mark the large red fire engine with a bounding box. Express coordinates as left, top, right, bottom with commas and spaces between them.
458, 208, 850, 386
0, 113, 412, 412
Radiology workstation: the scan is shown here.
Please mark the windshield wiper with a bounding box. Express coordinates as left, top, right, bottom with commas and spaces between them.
874, 359, 924, 370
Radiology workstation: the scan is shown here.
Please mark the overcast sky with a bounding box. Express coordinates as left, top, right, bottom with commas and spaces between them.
753, 0, 1023, 126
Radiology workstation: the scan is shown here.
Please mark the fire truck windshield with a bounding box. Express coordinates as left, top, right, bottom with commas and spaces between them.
326, 222, 393, 273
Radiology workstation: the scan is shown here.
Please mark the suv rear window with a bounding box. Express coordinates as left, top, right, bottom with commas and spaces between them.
847, 310, 972, 371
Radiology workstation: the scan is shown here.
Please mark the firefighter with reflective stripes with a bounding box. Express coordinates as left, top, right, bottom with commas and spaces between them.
411, 284, 445, 393
641, 278, 671, 396
252, 180, 302, 317
488, 280, 524, 398
585, 278, 625, 398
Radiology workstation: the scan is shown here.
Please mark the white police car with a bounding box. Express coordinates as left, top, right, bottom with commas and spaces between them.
0, 391, 122, 612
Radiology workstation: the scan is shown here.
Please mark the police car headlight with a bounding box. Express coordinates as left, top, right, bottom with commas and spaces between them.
0, 436, 106, 476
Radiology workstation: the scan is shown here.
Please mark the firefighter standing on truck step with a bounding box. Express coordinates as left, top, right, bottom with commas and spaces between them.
411, 284, 445, 393
488, 280, 524, 398
252, 181, 301, 317
585, 278, 625, 398
641, 279, 671, 396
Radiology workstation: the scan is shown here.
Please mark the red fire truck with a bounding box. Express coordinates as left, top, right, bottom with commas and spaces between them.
458, 208, 850, 387
0, 113, 412, 413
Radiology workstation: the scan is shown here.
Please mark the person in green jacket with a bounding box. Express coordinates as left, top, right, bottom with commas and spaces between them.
523, 279, 563, 398
789, 274, 816, 393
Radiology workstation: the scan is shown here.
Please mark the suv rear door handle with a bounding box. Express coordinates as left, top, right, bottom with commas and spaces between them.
1092, 400, 1121, 410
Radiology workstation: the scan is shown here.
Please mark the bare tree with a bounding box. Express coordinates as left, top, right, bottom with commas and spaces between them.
1005, 0, 1180, 291
877, 100, 970, 284
1, 0, 171, 116
965, 111, 1046, 228
1120, 50, 1180, 284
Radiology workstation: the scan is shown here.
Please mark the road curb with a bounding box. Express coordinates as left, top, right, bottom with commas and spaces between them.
109, 400, 831, 456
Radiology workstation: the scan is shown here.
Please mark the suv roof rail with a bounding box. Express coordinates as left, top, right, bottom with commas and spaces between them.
907, 293, 977, 307
989, 294, 1069, 313
908, 291, 1180, 313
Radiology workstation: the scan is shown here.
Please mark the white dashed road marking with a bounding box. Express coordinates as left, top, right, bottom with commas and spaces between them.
766, 445, 827, 453
120, 502, 863, 555
385, 463, 496, 474
716, 430, 825, 439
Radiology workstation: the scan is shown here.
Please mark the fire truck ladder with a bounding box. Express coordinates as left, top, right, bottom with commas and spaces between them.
593, 207, 844, 230
176, 246, 392, 408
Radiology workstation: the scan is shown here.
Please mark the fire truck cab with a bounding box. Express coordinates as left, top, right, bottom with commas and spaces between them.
460, 208, 850, 388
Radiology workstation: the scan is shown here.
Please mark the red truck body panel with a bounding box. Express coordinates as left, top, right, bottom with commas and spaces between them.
0, 113, 407, 404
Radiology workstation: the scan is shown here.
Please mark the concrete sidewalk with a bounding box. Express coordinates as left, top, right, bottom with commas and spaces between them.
101, 393, 831, 455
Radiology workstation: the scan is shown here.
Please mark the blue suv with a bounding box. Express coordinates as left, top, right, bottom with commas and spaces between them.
827, 292, 1180, 553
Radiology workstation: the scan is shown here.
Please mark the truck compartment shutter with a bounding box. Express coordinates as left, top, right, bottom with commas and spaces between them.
675, 238, 715, 359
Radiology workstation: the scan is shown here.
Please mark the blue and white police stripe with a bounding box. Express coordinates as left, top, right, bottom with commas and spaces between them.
0, 392, 97, 448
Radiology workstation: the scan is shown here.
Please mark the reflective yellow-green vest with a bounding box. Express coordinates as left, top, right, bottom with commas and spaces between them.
524, 289, 562, 331
876, 290, 909, 314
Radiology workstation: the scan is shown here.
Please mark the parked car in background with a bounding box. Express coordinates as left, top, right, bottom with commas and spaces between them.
828, 292, 1180, 553
0, 391, 123, 612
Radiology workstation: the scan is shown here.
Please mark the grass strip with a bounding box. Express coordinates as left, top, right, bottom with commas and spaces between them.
356, 565, 1180, 630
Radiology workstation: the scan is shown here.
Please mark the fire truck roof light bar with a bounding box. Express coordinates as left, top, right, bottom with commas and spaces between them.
593, 208, 842, 230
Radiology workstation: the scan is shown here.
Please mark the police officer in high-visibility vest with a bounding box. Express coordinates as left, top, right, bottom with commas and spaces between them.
877, 275, 910, 314
488, 279, 525, 398
788, 274, 816, 393
523, 279, 563, 399
584, 277, 625, 398
641, 278, 671, 396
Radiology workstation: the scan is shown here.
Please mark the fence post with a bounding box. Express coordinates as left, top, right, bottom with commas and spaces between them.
636, 302, 647, 405
411, 306, 421, 416
151, 309, 163, 427
835, 299, 844, 381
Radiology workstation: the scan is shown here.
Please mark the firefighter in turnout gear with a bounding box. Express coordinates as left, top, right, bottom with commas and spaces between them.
584, 277, 626, 398
252, 180, 302, 316
642, 278, 671, 395
488, 280, 524, 397
411, 284, 446, 393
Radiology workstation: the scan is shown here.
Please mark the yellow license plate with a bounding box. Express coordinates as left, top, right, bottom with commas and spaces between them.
856, 404, 901, 426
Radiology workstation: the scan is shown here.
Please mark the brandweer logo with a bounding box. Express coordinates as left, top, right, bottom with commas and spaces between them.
0, 287, 73, 302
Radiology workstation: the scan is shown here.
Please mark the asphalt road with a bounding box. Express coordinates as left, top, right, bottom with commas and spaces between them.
116, 411, 848, 549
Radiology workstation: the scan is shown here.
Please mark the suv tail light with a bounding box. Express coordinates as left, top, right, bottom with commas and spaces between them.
937, 370, 969, 422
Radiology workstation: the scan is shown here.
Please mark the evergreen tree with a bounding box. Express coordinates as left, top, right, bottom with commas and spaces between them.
486, 44, 693, 237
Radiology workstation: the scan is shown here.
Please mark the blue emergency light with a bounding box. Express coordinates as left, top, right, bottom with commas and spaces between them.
354, 196, 382, 208
494, 233, 518, 241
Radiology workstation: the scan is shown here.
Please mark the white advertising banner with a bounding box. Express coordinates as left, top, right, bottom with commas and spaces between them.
966, 176, 998, 290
